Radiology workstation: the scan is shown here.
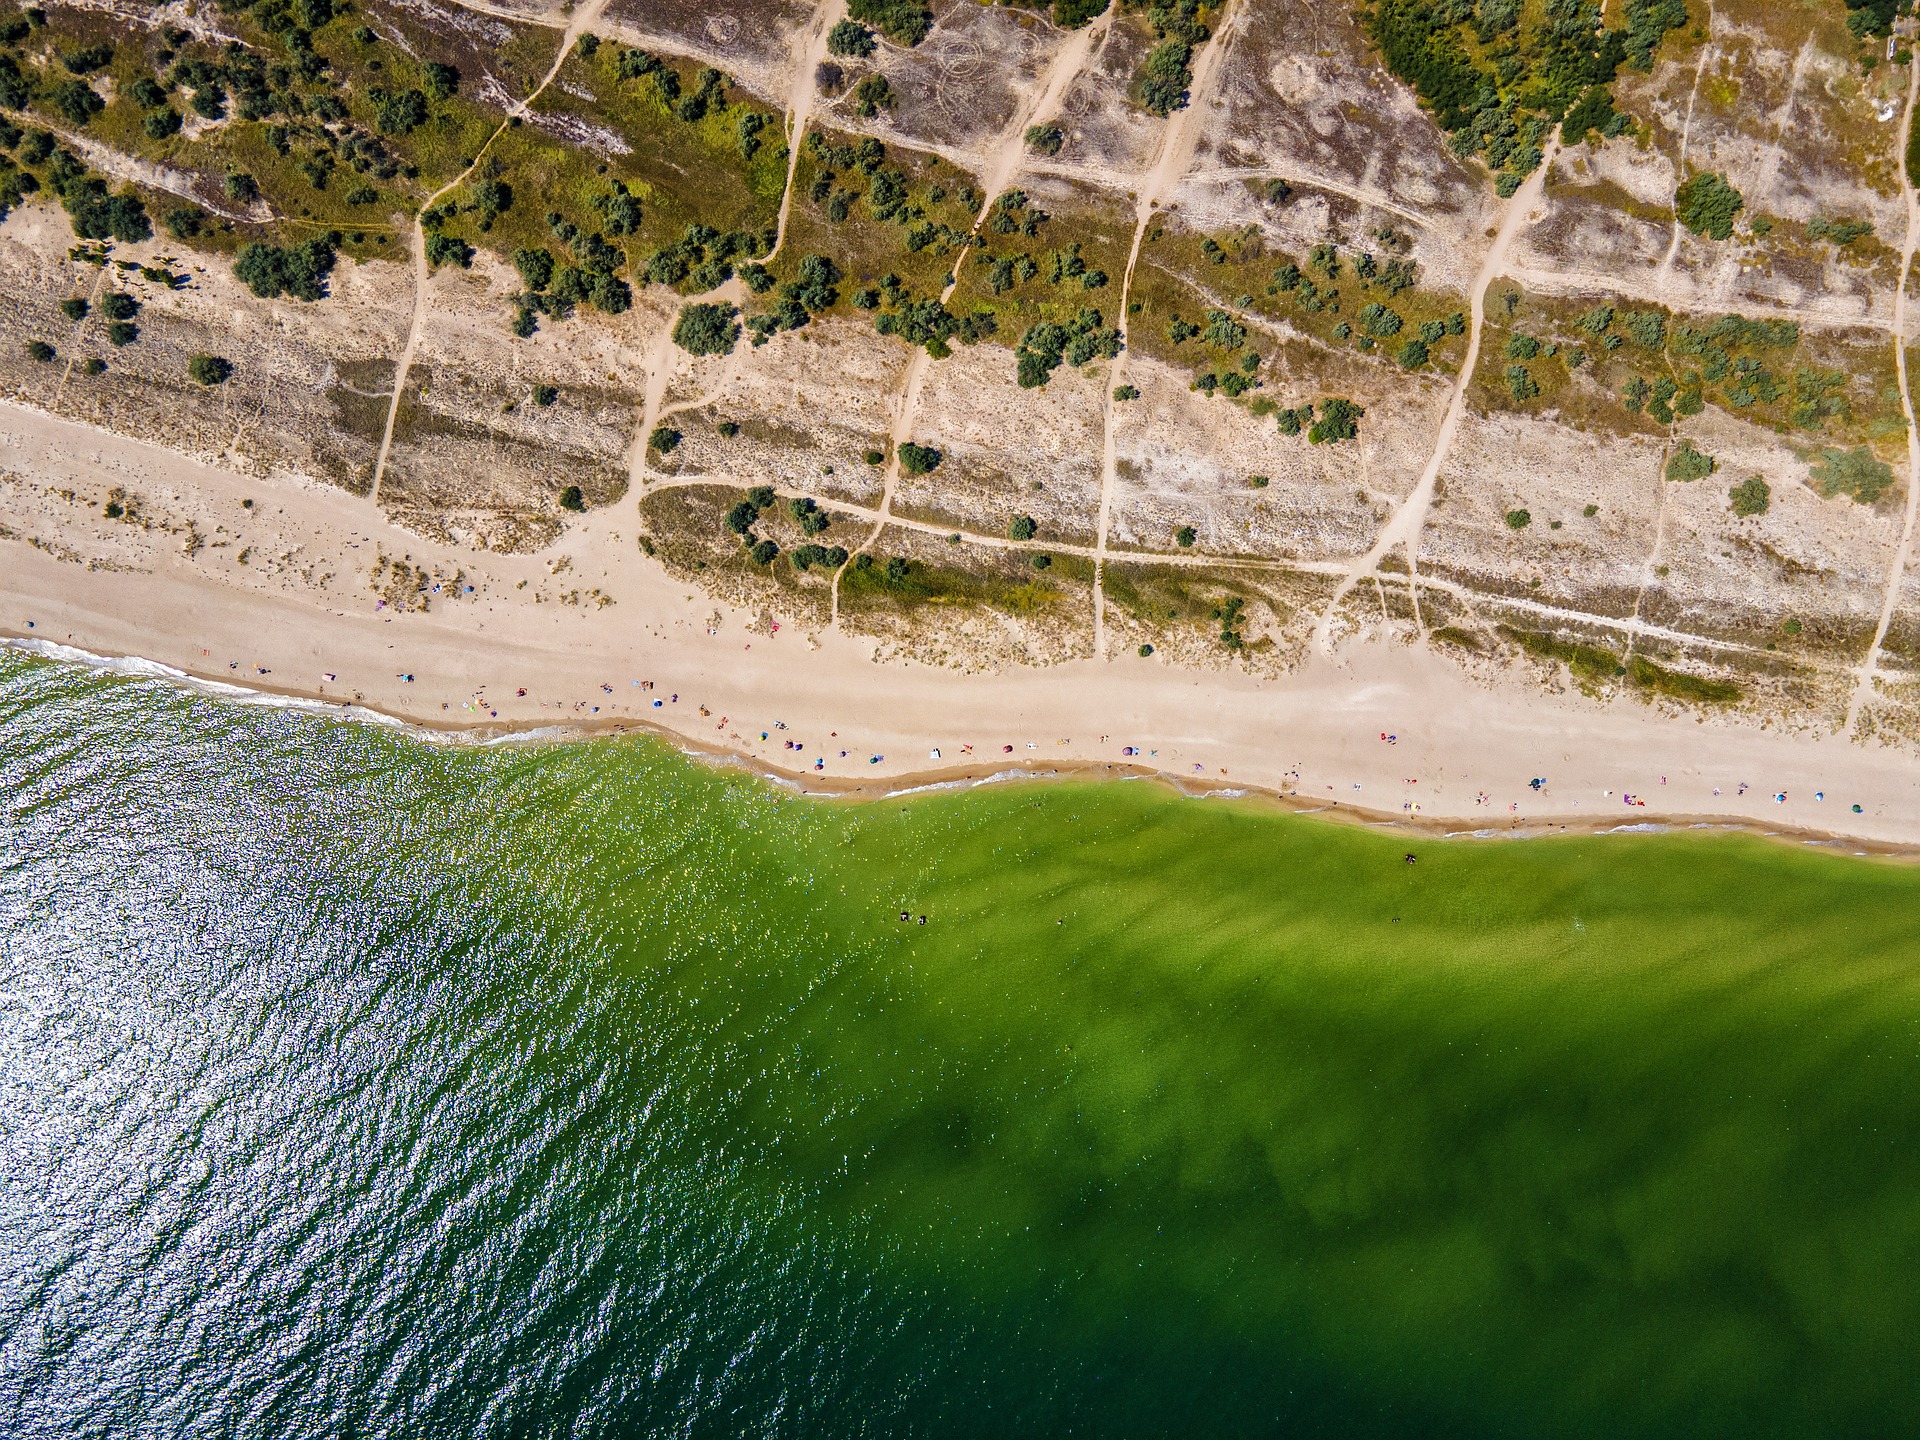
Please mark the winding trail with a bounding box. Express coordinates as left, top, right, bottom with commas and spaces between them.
1091, 0, 1246, 657
829, 9, 1115, 624
760, 0, 846, 267
1311, 137, 1560, 653
368, 0, 612, 507
1844, 56, 1920, 737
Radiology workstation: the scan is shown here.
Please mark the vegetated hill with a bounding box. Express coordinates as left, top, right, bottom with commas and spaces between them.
1, 0, 1916, 735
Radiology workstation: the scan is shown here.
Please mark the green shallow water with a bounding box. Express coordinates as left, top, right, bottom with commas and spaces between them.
4, 648, 1920, 1436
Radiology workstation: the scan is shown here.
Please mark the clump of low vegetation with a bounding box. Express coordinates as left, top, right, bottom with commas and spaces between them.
1729, 475, 1770, 516
1665, 442, 1715, 482
1809, 446, 1894, 503
188, 354, 232, 386
1675, 172, 1744, 241
673, 303, 740, 356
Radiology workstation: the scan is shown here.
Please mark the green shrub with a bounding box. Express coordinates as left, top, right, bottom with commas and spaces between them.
533, 384, 557, 407
423, 61, 459, 100
25, 339, 53, 362
106, 320, 137, 346
1113, 384, 1139, 400
187, 353, 231, 385
826, 19, 875, 55
1308, 397, 1362, 445
1054, 0, 1110, 25
60, 296, 86, 321
649, 425, 681, 453
898, 441, 941, 474
846, 0, 932, 45
1505, 507, 1531, 529
1009, 514, 1038, 541
1504, 365, 1538, 402
1175, 525, 1196, 547
1675, 172, 1743, 240
751, 538, 779, 565
1809, 446, 1894, 503
1728, 475, 1770, 516
1628, 655, 1740, 705
559, 485, 586, 512
425, 234, 473, 269
1025, 124, 1064, 156
233, 238, 338, 301
49, 78, 103, 126
1664, 442, 1715, 482
672, 302, 740, 356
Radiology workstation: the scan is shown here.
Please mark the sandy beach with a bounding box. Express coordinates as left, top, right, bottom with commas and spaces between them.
4, 397, 1920, 850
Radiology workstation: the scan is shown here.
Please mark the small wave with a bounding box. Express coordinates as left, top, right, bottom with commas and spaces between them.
2, 636, 510, 747
1603, 822, 1670, 834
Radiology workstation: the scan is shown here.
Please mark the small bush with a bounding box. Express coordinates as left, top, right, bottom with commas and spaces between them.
1175, 525, 1196, 547
1505, 508, 1531, 529
649, 425, 682, 454
533, 384, 557, 407
1025, 123, 1064, 156
559, 485, 586, 512
826, 19, 876, 55
898, 441, 941, 475
864, 449, 885, 465
846, 0, 933, 45
1809, 446, 1894, 503
60, 297, 87, 321
1675, 171, 1743, 240
672, 301, 740, 356
25, 339, 53, 362
1308, 397, 1362, 445
750, 538, 779, 565
1009, 514, 1038, 541
1664, 442, 1715, 482
187, 353, 232, 385
1728, 475, 1770, 516
106, 321, 137, 346
1113, 384, 1139, 400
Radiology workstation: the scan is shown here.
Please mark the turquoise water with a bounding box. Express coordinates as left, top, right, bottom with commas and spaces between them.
4, 647, 1920, 1436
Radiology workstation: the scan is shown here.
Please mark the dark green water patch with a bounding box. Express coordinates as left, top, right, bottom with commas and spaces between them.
2, 649, 1918, 1437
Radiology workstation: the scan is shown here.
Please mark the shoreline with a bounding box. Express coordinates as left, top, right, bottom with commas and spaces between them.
5, 398, 1920, 853
7, 630, 1917, 861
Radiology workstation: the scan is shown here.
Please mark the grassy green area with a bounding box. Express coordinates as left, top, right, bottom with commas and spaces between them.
1502, 623, 1743, 705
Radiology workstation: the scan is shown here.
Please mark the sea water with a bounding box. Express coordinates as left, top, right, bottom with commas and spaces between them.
3, 647, 1920, 1437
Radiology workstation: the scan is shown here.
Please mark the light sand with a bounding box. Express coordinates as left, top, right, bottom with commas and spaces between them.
4, 398, 1920, 849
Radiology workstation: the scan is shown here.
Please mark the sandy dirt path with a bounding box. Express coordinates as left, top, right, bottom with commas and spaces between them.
1845, 56, 1920, 737
369, 0, 613, 505
1093, 1, 1246, 658
1312, 137, 1560, 652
